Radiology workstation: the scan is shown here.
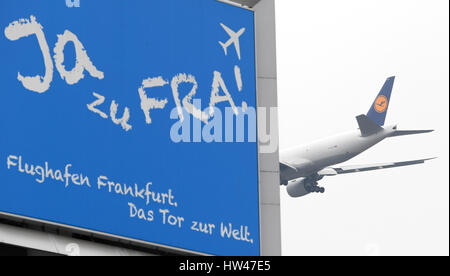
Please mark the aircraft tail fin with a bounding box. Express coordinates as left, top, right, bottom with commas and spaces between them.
356, 115, 383, 137
367, 76, 395, 126
219, 41, 227, 56
389, 129, 434, 137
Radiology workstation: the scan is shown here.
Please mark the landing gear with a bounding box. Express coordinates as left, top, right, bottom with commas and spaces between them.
304, 181, 326, 194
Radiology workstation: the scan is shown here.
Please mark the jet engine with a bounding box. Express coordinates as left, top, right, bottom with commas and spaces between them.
286, 177, 325, 198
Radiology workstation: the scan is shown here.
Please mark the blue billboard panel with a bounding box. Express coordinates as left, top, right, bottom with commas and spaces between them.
0, 0, 259, 255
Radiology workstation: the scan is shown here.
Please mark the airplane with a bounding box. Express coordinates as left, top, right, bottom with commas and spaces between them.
280, 76, 435, 198
219, 23, 245, 60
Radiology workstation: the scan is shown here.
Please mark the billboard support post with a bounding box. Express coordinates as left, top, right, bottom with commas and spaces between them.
253, 0, 282, 257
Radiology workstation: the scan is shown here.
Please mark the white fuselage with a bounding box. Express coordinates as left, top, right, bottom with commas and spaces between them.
280, 126, 396, 181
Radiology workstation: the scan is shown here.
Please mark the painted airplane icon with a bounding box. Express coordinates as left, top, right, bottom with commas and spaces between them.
219, 23, 245, 60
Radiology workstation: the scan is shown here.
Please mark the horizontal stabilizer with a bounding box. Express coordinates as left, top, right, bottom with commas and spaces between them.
390, 130, 434, 137
356, 115, 383, 137
319, 158, 436, 176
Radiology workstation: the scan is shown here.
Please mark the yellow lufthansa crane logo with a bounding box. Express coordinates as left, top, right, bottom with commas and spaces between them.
374, 95, 388, 113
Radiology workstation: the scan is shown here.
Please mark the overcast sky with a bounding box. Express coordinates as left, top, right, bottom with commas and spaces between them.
275, 0, 449, 256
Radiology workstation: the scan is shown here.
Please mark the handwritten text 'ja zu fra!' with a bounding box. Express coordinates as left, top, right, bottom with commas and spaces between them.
4, 16, 249, 132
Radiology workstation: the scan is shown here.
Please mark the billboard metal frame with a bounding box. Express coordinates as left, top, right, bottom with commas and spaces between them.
0, 0, 281, 256
252, 0, 281, 257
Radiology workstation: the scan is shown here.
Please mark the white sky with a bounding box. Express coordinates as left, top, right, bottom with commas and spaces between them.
275, 0, 449, 256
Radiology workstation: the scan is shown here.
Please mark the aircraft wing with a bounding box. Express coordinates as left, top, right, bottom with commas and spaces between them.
220, 23, 235, 36
318, 158, 436, 176
280, 161, 297, 174
280, 161, 298, 185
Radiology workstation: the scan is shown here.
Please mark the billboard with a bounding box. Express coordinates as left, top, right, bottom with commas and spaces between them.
0, 0, 261, 255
